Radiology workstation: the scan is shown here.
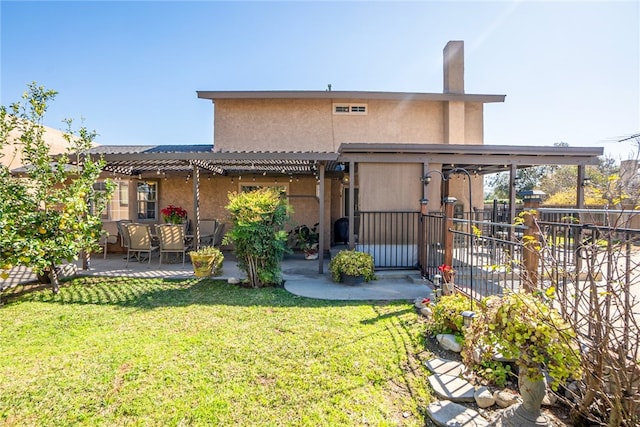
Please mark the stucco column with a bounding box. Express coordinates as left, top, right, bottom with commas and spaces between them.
443, 40, 465, 145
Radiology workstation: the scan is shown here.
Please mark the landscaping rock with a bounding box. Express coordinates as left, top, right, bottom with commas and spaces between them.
493, 389, 520, 408
414, 297, 426, 309
428, 374, 476, 403
424, 357, 465, 377
427, 400, 489, 427
436, 334, 462, 353
420, 306, 432, 318
475, 386, 495, 408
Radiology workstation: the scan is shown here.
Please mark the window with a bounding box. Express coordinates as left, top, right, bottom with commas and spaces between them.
333, 103, 367, 115
92, 181, 110, 220
136, 181, 158, 220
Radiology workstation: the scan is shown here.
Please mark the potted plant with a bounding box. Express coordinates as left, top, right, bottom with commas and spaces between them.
462, 290, 582, 424
328, 249, 375, 284
161, 204, 187, 224
290, 223, 319, 260
189, 246, 224, 278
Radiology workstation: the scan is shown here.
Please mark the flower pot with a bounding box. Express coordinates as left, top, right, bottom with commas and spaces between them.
342, 274, 364, 285
190, 253, 216, 277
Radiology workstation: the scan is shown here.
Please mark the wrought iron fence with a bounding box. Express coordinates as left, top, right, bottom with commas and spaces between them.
356, 211, 420, 269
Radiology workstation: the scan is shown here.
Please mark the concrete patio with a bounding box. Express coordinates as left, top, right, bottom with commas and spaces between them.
1, 251, 432, 302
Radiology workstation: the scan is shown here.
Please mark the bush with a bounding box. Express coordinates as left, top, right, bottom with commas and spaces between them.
462, 291, 582, 389
224, 188, 291, 288
426, 293, 473, 337
328, 250, 375, 282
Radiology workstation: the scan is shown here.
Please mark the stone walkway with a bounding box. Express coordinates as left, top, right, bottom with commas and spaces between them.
424, 357, 491, 426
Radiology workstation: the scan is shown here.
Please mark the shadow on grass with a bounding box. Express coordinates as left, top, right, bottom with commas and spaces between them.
2, 276, 407, 310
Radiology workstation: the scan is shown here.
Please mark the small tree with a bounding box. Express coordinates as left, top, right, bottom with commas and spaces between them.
0, 83, 113, 293
224, 188, 291, 288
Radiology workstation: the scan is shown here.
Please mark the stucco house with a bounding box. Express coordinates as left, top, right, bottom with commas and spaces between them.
88, 41, 602, 271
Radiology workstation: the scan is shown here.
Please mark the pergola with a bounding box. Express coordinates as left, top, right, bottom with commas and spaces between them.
86, 143, 604, 273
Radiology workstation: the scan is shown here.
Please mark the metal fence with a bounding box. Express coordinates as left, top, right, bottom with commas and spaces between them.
357, 211, 420, 269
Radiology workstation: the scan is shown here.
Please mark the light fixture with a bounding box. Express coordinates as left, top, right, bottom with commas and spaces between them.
461, 311, 476, 328
582, 177, 591, 187
513, 176, 520, 187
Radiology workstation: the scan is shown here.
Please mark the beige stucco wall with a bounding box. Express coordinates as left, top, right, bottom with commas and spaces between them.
358, 163, 423, 212
214, 99, 456, 152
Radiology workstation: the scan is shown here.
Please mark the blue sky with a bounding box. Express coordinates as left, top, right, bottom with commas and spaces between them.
2, 1, 638, 161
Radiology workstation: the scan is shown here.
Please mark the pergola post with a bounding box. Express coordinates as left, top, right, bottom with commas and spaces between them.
443, 196, 456, 295
508, 164, 518, 241
522, 196, 542, 292
348, 160, 355, 250
318, 162, 325, 274
192, 164, 200, 250
577, 164, 586, 210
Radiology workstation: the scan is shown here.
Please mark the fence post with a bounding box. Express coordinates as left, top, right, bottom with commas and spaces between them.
522, 197, 541, 292
443, 197, 456, 294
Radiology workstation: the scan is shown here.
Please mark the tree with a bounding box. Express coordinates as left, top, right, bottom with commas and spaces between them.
224, 187, 291, 288
0, 83, 113, 293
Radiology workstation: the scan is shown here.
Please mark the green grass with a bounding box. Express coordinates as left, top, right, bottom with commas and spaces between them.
0, 277, 433, 426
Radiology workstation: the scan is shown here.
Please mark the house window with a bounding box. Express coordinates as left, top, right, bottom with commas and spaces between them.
92, 181, 110, 220
333, 103, 367, 115
136, 181, 158, 220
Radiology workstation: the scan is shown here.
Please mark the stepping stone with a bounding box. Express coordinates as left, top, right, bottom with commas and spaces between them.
427, 400, 489, 427
424, 357, 465, 377
428, 374, 475, 402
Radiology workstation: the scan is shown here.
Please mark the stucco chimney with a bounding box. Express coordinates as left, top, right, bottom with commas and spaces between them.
443, 41, 464, 94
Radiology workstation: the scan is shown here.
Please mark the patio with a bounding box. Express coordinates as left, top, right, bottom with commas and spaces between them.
1, 251, 431, 302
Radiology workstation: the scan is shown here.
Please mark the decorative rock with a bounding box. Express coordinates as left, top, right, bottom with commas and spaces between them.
428, 374, 476, 402
414, 297, 426, 309
436, 334, 462, 353
427, 400, 489, 427
420, 306, 432, 318
493, 389, 520, 408
542, 391, 557, 406
424, 357, 465, 377
475, 386, 495, 408
227, 277, 240, 284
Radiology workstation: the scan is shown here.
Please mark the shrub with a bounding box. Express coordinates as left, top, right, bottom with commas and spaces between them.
426, 293, 473, 336
224, 188, 291, 288
462, 290, 582, 389
328, 250, 375, 282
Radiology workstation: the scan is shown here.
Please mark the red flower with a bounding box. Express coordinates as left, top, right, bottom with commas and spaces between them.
438, 264, 454, 274
161, 205, 187, 223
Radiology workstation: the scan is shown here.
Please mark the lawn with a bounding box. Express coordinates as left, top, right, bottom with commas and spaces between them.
0, 277, 433, 426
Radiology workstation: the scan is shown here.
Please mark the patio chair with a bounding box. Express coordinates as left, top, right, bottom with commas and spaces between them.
117, 220, 132, 249
198, 219, 218, 246
125, 223, 159, 266
98, 230, 118, 259
156, 223, 189, 265
212, 222, 226, 247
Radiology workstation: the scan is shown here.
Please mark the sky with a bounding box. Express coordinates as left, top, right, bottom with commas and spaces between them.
1, 0, 639, 162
